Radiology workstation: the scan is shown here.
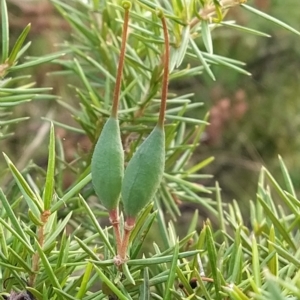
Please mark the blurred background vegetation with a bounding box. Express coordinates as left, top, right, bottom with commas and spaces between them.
1, 0, 300, 216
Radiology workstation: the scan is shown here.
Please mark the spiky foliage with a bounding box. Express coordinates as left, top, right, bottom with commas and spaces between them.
1, 0, 300, 299
0, 0, 61, 140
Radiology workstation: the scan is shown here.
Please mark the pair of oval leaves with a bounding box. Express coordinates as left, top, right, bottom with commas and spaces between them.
91, 117, 165, 218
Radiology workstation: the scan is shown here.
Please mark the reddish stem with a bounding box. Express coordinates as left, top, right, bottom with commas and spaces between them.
109, 208, 122, 254
111, 7, 130, 118
29, 210, 51, 286
158, 15, 170, 128
119, 217, 135, 260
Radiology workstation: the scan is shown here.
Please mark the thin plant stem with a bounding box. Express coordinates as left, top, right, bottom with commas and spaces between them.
118, 14, 170, 263
110, 1, 131, 261
29, 210, 50, 286
119, 217, 135, 261
158, 14, 170, 128
111, 5, 130, 118
109, 208, 122, 255
190, 0, 243, 29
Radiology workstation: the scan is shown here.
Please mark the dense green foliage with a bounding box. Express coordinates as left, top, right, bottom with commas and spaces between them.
0, 0, 300, 299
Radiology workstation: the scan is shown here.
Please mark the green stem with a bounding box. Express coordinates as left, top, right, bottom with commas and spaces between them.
111, 5, 130, 118
158, 14, 170, 128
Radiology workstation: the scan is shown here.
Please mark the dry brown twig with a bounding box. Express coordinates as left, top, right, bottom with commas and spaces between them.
190, 0, 247, 28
